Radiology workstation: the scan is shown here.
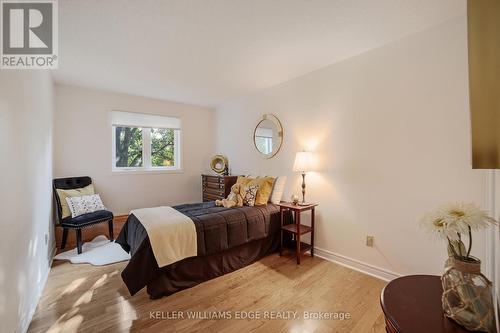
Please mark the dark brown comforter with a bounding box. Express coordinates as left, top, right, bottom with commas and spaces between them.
116, 202, 288, 297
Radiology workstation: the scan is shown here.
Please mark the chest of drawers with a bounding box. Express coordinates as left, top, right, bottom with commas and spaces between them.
201, 175, 238, 202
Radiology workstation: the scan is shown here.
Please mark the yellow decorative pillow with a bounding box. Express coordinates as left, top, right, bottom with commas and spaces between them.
247, 177, 275, 205
56, 184, 95, 219
236, 176, 254, 186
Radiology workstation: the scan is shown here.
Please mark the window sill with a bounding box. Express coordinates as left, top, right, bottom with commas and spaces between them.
111, 168, 184, 175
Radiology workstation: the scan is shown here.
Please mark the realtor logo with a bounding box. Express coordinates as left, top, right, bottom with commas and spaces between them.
1, 0, 58, 69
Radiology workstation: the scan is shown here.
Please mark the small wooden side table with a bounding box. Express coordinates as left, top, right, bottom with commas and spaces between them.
381, 275, 472, 333
278, 202, 317, 264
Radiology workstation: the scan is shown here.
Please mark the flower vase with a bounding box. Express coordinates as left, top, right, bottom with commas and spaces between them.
441, 257, 496, 332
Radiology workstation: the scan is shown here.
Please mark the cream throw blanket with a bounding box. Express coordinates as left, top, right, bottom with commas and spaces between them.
130, 206, 197, 267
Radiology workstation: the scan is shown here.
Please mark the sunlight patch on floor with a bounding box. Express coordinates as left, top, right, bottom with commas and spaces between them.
62, 278, 86, 295
73, 290, 94, 307
290, 322, 316, 333
91, 274, 108, 289
117, 296, 137, 317
46, 314, 84, 333
46, 307, 82, 333
117, 297, 137, 332
72, 273, 110, 307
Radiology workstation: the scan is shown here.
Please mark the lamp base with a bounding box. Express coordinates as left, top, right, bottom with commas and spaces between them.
298, 202, 310, 206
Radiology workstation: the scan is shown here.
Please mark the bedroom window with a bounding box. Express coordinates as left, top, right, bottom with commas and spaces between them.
111, 111, 181, 172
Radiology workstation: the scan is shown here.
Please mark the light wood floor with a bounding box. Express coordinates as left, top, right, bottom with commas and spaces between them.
28, 254, 387, 333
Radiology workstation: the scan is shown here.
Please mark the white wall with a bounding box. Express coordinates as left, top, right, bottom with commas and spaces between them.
54, 85, 215, 215
215, 16, 488, 277
495, 171, 500, 314
0, 71, 54, 333
497, 172, 500, 223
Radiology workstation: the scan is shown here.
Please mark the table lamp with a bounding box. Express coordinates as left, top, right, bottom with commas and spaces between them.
293, 151, 313, 205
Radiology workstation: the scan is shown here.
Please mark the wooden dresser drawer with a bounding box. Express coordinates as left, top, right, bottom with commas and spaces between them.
202, 175, 224, 184
202, 181, 224, 190
203, 187, 225, 196
203, 193, 222, 202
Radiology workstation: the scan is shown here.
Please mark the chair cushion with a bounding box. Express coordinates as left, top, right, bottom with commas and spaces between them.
62, 210, 113, 227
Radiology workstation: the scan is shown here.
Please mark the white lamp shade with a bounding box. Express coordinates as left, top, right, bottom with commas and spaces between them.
293, 151, 313, 172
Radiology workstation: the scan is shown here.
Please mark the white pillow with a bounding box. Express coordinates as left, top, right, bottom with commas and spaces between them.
66, 194, 107, 218
269, 176, 287, 204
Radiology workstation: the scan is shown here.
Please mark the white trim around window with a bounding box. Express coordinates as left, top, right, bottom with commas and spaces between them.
110, 110, 183, 173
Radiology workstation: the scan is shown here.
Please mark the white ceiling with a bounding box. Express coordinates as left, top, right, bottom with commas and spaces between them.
54, 0, 465, 107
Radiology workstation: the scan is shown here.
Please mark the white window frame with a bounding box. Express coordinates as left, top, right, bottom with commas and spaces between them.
110, 111, 182, 173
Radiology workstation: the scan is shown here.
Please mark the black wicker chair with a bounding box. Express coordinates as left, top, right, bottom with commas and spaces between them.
53, 176, 114, 254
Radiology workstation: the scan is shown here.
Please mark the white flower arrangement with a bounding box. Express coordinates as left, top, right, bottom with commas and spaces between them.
420, 202, 498, 261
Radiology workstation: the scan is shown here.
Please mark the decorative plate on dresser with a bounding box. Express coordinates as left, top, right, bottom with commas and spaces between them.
201, 175, 237, 202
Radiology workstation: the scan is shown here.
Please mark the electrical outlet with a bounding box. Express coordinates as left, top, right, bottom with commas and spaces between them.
45, 234, 48, 245
366, 236, 374, 247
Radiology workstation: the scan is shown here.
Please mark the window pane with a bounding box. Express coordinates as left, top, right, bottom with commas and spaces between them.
115, 126, 143, 167
151, 128, 175, 167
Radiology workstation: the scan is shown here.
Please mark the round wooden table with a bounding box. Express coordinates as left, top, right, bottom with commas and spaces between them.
380, 275, 471, 333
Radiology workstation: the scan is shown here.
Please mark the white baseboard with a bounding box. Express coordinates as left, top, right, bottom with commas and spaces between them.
21, 245, 56, 333
49, 244, 56, 266
314, 247, 401, 282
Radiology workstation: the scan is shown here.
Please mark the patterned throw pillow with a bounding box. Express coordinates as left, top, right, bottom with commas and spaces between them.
247, 176, 275, 205
56, 184, 95, 219
242, 185, 259, 206
66, 194, 106, 218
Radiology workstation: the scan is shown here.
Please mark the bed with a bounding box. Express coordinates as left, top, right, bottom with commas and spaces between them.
116, 201, 292, 299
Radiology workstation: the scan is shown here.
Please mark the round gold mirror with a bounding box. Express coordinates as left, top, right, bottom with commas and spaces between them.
253, 114, 283, 159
